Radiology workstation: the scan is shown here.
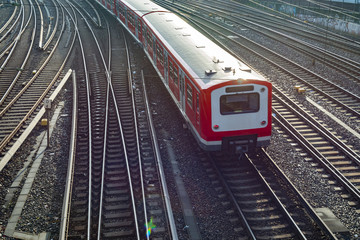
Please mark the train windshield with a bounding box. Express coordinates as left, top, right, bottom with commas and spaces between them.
220, 93, 259, 115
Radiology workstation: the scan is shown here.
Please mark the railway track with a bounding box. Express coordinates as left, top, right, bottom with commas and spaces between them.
0, 1, 21, 46
0, 0, 76, 168
191, 0, 360, 55
206, 151, 336, 239
65, 2, 176, 238
272, 86, 360, 204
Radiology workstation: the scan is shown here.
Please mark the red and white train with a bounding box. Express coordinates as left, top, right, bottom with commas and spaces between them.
95, 0, 272, 152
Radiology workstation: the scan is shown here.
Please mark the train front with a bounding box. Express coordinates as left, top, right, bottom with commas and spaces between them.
201, 62, 272, 153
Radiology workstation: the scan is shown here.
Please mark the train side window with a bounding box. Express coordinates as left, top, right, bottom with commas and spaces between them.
186, 84, 193, 108
173, 64, 178, 85
169, 60, 173, 79
119, 4, 125, 16
220, 93, 259, 115
146, 30, 153, 49
138, 20, 142, 33
157, 44, 164, 66
168, 59, 178, 85
128, 13, 134, 26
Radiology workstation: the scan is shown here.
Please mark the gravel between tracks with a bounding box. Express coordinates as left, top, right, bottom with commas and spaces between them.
0, 86, 72, 240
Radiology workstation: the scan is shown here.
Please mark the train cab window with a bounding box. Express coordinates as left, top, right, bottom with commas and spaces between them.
186, 84, 193, 108
220, 93, 259, 115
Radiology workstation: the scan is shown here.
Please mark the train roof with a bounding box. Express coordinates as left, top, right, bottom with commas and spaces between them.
124, 0, 267, 89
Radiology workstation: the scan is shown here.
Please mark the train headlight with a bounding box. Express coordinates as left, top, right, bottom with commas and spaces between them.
213, 125, 219, 130
261, 121, 266, 126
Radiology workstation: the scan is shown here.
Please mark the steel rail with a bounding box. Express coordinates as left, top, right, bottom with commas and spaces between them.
0, 4, 19, 41
272, 86, 360, 163
0, 0, 28, 74
85, 0, 102, 27
260, 148, 338, 240
208, 154, 256, 240
59, 70, 77, 240
0, 0, 35, 105
122, 31, 152, 240
67, 1, 140, 238
42, 0, 59, 50
0, 0, 76, 159
96, 14, 113, 240
34, 0, 44, 49
0, 0, 63, 116
272, 112, 360, 201
245, 154, 307, 239
141, 70, 179, 239
0, 1, 18, 34
96, 59, 110, 240
63, 1, 92, 238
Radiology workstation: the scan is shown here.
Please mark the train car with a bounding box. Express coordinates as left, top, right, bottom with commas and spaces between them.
96, 0, 272, 153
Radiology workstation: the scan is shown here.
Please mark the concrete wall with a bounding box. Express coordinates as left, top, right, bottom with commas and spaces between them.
298, 14, 360, 36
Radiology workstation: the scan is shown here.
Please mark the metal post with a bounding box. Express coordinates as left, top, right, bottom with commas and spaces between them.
44, 98, 52, 147
47, 109, 50, 147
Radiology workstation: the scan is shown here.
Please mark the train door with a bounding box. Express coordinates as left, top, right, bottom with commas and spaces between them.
179, 70, 186, 111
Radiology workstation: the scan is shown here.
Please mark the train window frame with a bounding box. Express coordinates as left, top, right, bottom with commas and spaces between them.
128, 12, 135, 26
168, 58, 178, 85
173, 65, 178, 85
220, 93, 259, 115
186, 83, 193, 108
118, 4, 125, 17
157, 43, 164, 66
146, 30, 153, 49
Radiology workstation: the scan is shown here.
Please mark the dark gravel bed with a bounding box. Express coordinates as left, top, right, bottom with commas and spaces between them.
15, 90, 72, 237
0, 86, 72, 240
0, 141, 38, 239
